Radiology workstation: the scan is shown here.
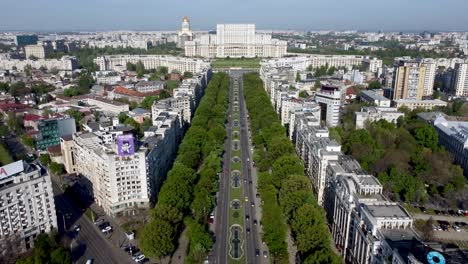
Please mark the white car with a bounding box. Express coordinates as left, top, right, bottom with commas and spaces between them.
454, 225, 461, 232
133, 254, 145, 262
101, 226, 112, 233
73, 225, 80, 232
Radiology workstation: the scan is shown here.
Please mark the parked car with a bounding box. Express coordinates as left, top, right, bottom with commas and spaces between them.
263, 251, 268, 258
453, 225, 461, 232
94, 219, 104, 225
134, 254, 145, 263
101, 226, 112, 233
253, 219, 257, 225
73, 224, 80, 232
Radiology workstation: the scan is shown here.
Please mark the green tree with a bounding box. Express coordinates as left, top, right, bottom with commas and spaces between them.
296, 71, 301, 82
271, 155, 303, 187
159, 90, 171, 99
183, 71, 193, 78
50, 162, 64, 175
136, 61, 145, 78
126, 62, 136, 71
0, 82, 10, 92
50, 247, 71, 264
368, 80, 382, 89
66, 109, 84, 128
39, 154, 52, 166
299, 91, 308, 98
413, 125, 438, 151
140, 219, 176, 258
140, 96, 158, 110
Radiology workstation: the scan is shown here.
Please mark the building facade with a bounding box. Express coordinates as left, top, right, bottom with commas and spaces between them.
0, 161, 57, 256
355, 107, 404, 129
392, 59, 426, 100
315, 84, 344, 127
94, 55, 210, 74
185, 24, 287, 58
433, 115, 468, 176
35, 117, 77, 150
452, 63, 468, 97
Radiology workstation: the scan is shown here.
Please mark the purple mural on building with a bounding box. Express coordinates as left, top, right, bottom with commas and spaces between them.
117, 134, 135, 156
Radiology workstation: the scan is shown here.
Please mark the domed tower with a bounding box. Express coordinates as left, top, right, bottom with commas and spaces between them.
178, 16, 193, 48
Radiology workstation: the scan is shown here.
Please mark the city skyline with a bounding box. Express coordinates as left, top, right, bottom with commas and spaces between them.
2, 0, 468, 32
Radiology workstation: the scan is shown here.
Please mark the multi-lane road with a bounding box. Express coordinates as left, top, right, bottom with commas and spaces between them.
212, 70, 267, 264
53, 182, 134, 264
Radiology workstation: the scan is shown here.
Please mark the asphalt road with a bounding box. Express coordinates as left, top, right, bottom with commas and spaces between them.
212, 75, 234, 264
237, 73, 261, 264
52, 182, 134, 264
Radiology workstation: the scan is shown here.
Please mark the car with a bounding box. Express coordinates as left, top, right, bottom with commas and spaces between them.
246, 215, 250, 221
85, 260, 93, 264
251, 202, 255, 207
73, 224, 80, 232
101, 226, 112, 233
253, 219, 257, 225
245, 196, 249, 202
134, 254, 145, 263
263, 251, 268, 258
256, 193, 260, 198
255, 249, 260, 257
94, 219, 104, 225
454, 225, 461, 232
246, 228, 250, 234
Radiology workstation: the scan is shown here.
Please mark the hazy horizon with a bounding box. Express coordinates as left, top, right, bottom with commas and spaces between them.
1, 0, 468, 32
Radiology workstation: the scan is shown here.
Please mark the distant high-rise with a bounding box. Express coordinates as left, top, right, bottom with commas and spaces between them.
452, 63, 468, 97
15, 35, 38, 47
177, 16, 193, 48
392, 59, 426, 100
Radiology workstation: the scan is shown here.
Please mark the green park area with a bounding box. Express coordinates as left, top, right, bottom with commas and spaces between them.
211, 58, 261, 69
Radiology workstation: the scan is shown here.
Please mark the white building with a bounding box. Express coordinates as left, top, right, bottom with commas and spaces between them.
0, 161, 57, 256
362, 58, 383, 74
355, 107, 404, 129
94, 55, 210, 74
360, 90, 391, 107
420, 58, 437, 97
452, 63, 468, 97
393, 99, 447, 110
185, 24, 287, 58
315, 84, 344, 127
0, 56, 78, 71
24, 44, 51, 59
433, 115, 468, 175
324, 156, 414, 264
294, 113, 341, 204
177, 16, 193, 48
135, 81, 165, 93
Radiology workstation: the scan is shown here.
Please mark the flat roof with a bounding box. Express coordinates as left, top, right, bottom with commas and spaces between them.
364, 203, 410, 218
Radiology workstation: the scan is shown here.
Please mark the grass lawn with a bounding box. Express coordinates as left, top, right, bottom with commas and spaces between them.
212, 58, 261, 69
166, 80, 180, 89
0, 143, 14, 166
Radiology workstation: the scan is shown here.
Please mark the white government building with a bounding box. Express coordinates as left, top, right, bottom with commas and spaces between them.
94, 55, 210, 73
0, 161, 57, 256
184, 23, 287, 58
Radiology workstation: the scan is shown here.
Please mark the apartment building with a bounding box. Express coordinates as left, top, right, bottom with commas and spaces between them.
0, 161, 57, 256
0, 56, 78, 71
324, 156, 413, 264
185, 24, 287, 58
24, 44, 51, 59
392, 59, 426, 100
294, 113, 341, 204
360, 90, 391, 107
452, 63, 468, 97
94, 55, 210, 74
355, 107, 404, 129
393, 98, 447, 110
315, 84, 344, 127
63, 112, 182, 217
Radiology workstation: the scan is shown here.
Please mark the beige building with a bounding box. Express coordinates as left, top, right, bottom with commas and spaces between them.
392, 59, 426, 100
24, 44, 51, 59
393, 99, 447, 110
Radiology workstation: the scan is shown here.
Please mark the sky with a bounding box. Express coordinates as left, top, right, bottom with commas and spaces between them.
1, 0, 468, 32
